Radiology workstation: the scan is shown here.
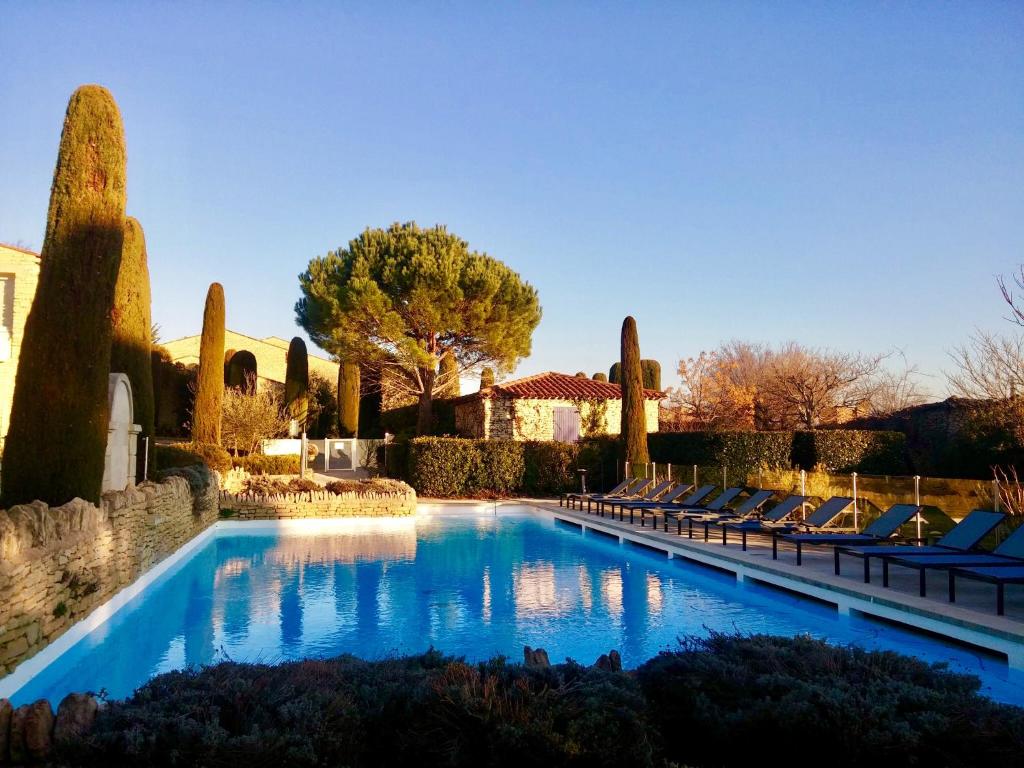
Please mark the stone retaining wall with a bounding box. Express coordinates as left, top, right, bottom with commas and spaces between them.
219, 487, 417, 519
0, 474, 219, 678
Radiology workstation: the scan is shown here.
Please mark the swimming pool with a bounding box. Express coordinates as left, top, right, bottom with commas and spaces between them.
6, 505, 1024, 706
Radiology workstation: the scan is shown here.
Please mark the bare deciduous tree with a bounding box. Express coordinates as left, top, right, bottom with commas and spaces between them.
221, 373, 290, 455
867, 353, 930, 416
948, 330, 1024, 400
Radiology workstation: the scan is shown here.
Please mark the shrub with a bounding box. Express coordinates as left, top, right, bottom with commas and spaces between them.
792, 430, 908, 473
231, 453, 302, 475
474, 440, 526, 495
409, 437, 481, 496
608, 362, 621, 384
480, 367, 495, 388
154, 463, 214, 502
58, 638, 1024, 768
192, 283, 225, 444
324, 478, 411, 495
2, 85, 127, 507
647, 431, 793, 478
640, 359, 661, 390
155, 442, 231, 473
522, 441, 578, 495
110, 216, 155, 452
592, 372, 608, 382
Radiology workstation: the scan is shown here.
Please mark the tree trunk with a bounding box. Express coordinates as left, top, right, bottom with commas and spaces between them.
416, 367, 436, 435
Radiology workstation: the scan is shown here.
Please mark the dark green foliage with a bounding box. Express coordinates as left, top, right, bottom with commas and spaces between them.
296, 222, 541, 435
154, 442, 231, 473
619, 316, 650, 467
192, 283, 225, 444
648, 431, 794, 478
324, 478, 410, 495
637, 633, 1024, 768
225, 350, 257, 393
154, 464, 214, 503
2, 85, 127, 506
480, 367, 495, 389
592, 372, 608, 382
381, 399, 456, 438
337, 361, 360, 437
639, 359, 661, 390
305, 371, 338, 439
791, 430, 909, 473
404, 436, 618, 497
59, 637, 1024, 768
285, 336, 309, 430
608, 362, 621, 384
438, 351, 460, 397
230, 453, 301, 475
110, 216, 155, 453
152, 355, 194, 437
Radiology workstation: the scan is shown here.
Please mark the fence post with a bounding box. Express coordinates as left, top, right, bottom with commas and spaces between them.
652, 462, 657, 483
693, 464, 697, 490
993, 479, 1001, 512
800, 469, 806, 497
722, 465, 727, 490
300, 432, 308, 479
852, 472, 858, 531
625, 460, 631, 480
914, 475, 922, 541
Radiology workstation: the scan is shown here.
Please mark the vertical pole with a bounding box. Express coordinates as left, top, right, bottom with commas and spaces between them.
914, 475, 922, 541
800, 469, 807, 518
993, 479, 1001, 512
300, 432, 307, 479
693, 464, 697, 489
142, 436, 149, 482
852, 472, 858, 531
625, 460, 631, 480
652, 462, 657, 483
723, 465, 727, 490
325, 440, 330, 472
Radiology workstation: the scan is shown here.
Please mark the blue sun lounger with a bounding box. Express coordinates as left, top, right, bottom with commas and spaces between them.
778, 503, 922, 568
653, 487, 745, 532
562, 477, 633, 509
720, 495, 811, 549
883, 522, 1024, 597
615, 483, 695, 523
580, 477, 654, 514
638, 484, 716, 528
949, 565, 1024, 615
835, 509, 1005, 583
674, 489, 777, 540
596, 479, 675, 516
749, 496, 855, 561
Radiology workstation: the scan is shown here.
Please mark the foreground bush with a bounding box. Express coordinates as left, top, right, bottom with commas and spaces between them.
57, 635, 1023, 768
231, 453, 301, 475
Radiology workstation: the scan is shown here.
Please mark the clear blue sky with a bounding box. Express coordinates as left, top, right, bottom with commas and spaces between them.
2, 2, 1022, 394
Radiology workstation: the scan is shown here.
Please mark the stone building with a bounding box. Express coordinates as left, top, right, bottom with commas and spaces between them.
0, 243, 41, 441
161, 331, 339, 388
453, 371, 662, 441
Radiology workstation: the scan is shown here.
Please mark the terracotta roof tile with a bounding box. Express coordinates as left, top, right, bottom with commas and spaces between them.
455, 371, 663, 403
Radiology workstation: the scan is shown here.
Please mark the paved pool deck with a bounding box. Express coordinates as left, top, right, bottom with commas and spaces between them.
518, 499, 1024, 668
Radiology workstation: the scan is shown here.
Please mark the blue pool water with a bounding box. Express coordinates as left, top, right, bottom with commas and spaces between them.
10, 507, 1024, 706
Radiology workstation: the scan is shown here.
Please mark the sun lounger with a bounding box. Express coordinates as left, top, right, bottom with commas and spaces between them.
562, 478, 633, 508
948, 565, 1024, 615
581, 477, 654, 513
652, 487, 745, 532
614, 483, 695, 523
638, 484, 716, 528
673, 489, 777, 540
598, 479, 675, 517
882, 522, 1024, 597
835, 509, 1005, 583
719, 495, 810, 549
778, 503, 922, 568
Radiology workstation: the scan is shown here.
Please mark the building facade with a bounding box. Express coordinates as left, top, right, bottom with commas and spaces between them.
0, 244, 41, 440
454, 371, 661, 441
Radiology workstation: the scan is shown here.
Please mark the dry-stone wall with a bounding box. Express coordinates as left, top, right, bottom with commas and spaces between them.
220, 485, 416, 520
0, 474, 218, 679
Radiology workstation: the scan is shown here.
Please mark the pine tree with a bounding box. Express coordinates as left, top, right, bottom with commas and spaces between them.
192, 283, 225, 444
592, 372, 608, 382
619, 316, 649, 470
285, 337, 309, 431
640, 359, 662, 390
337, 361, 360, 437
2, 85, 127, 506
110, 216, 155, 457
480, 367, 495, 389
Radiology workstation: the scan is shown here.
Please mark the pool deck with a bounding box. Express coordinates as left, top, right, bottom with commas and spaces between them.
520, 499, 1024, 668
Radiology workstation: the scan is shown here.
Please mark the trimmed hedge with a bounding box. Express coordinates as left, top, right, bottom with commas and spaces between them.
647, 432, 793, 478
792, 430, 909, 473
154, 442, 231, 473
231, 453, 302, 475
59, 635, 1024, 768
403, 437, 617, 497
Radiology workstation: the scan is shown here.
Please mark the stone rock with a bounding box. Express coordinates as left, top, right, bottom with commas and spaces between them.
9, 699, 54, 763
594, 650, 622, 672
54, 693, 99, 743
523, 646, 550, 668
0, 698, 12, 764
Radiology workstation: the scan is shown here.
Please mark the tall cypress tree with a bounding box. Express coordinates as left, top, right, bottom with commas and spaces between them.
110, 216, 155, 461
337, 361, 360, 437
192, 283, 225, 444
592, 372, 608, 382
619, 316, 649, 470
640, 359, 662, 391
608, 362, 621, 384
2, 85, 127, 506
438, 351, 460, 397
285, 337, 309, 431
480, 367, 495, 389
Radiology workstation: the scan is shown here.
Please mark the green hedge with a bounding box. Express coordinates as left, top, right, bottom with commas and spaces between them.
154, 442, 231, 473
792, 430, 909, 473
231, 454, 302, 475
647, 432, 793, 478
403, 437, 617, 497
